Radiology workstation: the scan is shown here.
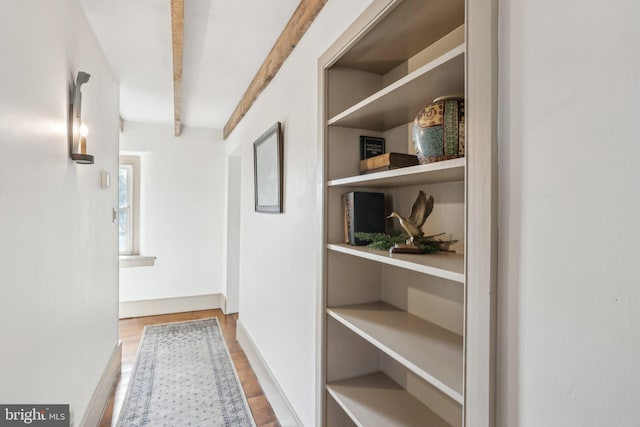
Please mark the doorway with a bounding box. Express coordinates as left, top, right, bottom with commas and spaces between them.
224, 154, 242, 314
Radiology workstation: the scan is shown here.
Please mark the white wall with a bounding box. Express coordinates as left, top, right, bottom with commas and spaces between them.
497, 0, 640, 425
223, 1, 374, 424
0, 0, 119, 424
224, 154, 243, 314
119, 122, 226, 303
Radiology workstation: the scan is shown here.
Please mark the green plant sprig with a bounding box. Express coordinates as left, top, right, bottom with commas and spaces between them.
354, 231, 456, 253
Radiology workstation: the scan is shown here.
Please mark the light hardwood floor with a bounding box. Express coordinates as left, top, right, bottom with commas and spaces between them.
98, 309, 280, 427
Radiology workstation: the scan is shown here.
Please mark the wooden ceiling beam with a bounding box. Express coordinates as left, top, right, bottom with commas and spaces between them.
223, 0, 328, 140
171, 0, 184, 136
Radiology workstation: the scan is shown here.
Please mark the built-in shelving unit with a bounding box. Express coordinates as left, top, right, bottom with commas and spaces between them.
319, 0, 496, 425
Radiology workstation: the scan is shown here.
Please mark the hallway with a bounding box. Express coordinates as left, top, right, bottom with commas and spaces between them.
99, 310, 279, 427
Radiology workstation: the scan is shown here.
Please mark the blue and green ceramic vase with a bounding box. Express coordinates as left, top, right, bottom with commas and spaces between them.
412, 96, 465, 164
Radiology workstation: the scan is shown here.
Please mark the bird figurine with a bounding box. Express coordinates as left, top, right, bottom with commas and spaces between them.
388, 190, 434, 246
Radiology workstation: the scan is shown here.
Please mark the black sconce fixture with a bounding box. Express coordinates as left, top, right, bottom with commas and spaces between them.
69, 71, 94, 164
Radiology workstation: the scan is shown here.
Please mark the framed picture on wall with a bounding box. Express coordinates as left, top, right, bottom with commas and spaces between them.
253, 122, 283, 213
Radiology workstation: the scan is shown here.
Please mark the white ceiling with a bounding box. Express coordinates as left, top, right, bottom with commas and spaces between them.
79, 0, 300, 129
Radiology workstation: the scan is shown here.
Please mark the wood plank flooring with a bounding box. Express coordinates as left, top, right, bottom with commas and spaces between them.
98, 309, 280, 427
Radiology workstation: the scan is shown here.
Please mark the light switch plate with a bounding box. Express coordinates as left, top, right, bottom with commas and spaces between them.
101, 170, 111, 189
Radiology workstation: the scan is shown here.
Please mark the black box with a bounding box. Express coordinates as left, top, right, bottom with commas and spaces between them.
345, 191, 386, 245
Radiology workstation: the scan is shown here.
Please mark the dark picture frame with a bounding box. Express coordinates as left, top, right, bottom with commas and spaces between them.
253, 122, 283, 213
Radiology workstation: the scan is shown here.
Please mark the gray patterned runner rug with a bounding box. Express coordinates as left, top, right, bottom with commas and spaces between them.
116, 318, 256, 427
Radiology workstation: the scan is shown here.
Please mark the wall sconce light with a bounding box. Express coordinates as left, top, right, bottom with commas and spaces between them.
69, 71, 94, 164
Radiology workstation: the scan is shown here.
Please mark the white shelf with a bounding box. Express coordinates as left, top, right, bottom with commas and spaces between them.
327, 372, 452, 427
328, 301, 463, 403
327, 243, 464, 283
328, 157, 465, 188
328, 45, 464, 131
335, 0, 464, 74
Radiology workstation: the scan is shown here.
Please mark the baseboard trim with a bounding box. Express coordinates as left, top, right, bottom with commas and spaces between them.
80, 341, 122, 427
220, 293, 228, 314
119, 294, 222, 319
236, 320, 302, 427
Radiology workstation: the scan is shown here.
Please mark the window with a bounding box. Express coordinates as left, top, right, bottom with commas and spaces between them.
118, 155, 155, 268
119, 155, 140, 255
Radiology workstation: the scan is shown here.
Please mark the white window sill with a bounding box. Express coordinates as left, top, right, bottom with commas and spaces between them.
119, 255, 156, 268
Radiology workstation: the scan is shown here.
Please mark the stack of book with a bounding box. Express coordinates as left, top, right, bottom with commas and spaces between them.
359, 152, 419, 174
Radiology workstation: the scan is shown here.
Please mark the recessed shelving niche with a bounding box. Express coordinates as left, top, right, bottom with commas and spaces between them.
318, 0, 497, 425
